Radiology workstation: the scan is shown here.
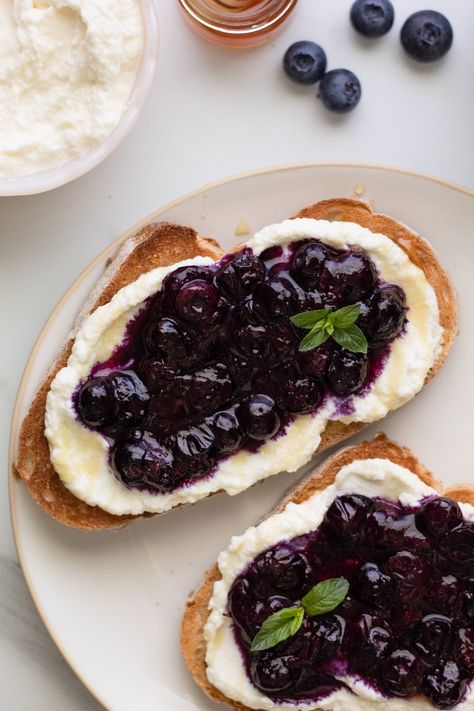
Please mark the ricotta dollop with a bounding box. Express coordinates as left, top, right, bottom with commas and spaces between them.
0, 0, 143, 178
204, 458, 474, 711
45, 219, 443, 515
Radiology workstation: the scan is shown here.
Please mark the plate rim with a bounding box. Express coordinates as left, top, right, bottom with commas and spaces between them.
8, 160, 474, 711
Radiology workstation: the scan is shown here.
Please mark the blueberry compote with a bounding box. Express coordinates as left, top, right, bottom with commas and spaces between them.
75, 241, 407, 494
228, 494, 474, 708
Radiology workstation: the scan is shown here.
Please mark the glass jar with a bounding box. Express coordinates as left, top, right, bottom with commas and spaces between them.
177, 0, 299, 48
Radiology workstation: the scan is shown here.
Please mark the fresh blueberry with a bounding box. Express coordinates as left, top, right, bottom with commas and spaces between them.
350, 0, 394, 38
319, 69, 362, 114
283, 41, 327, 85
401, 11, 453, 63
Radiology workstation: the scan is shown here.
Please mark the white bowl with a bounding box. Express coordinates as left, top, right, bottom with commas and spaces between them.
0, 0, 158, 197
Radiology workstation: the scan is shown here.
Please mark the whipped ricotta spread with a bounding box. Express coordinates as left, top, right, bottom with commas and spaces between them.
0, 0, 143, 178
204, 458, 474, 711
45, 218, 443, 515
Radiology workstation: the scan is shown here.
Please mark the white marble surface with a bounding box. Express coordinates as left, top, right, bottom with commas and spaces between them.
1, 0, 473, 709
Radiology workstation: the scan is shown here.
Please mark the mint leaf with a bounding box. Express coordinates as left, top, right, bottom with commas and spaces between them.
332, 324, 368, 354
290, 309, 330, 329
330, 304, 361, 329
299, 326, 331, 352
250, 606, 304, 652
301, 578, 349, 617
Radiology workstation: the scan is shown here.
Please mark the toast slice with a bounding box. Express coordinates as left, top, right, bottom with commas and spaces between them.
14, 199, 458, 529
180, 434, 474, 710
14, 223, 224, 530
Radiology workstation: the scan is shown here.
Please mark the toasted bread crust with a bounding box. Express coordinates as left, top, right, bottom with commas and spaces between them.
14, 223, 224, 530
14, 200, 457, 529
180, 434, 474, 710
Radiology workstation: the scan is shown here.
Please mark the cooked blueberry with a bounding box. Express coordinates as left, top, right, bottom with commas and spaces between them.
162, 264, 213, 305
110, 371, 150, 426
238, 394, 281, 440
175, 279, 219, 324
382, 649, 424, 697
323, 494, 373, 542
216, 251, 265, 298
327, 349, 368, 395
232, 323, 293, 366
283, 41, 327, 85
187, 363, 233, 415
252, 278, 299, 319
385, 551, 429, 604
250, 652, 299, 693
319, 69, 361, 114
461, 580, 474, 622
173, 424, 214, 458
143, 317, 189, 362
401, 11, 453, 63
353, 562, 393, 608
283, 377, 323, 414
111, 432, 176, 491
350, 0, 394, 38
359, 284, 407, 347
424, 575, 460, 613
438, 523, 474, 575
416, 496, 463, 540
167, 424, 215, 480
320, 252, 376, 303
414, 614, 453, 664
423, 661, 466, 709
77, 376, 115, 427
291, 241, 331, 287
209, 410, 243, 453
299, 340, 334, 377
367, 508, 429, 552
138, 358, 177, 393
391, 605, 424, 633
312, 614, 346, 661
350, 614, 392, 673
253, 548, 310, 595
455, 627, 474, 672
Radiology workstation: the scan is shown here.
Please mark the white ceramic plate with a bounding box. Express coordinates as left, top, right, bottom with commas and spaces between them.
9, 164, 474, 711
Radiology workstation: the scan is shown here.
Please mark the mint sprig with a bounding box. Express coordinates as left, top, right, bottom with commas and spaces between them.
250, 605, 304, 652
290, 304, 368, 354
250, 577, 349, 652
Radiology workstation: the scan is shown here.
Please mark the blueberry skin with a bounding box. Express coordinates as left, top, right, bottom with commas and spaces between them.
401, 11, 453, 63
319, 69, 361, 114
283, 41, 327, 85
350, 0, 394, 38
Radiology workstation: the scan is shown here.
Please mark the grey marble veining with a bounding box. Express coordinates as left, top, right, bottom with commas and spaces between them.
0, 553, 103, 710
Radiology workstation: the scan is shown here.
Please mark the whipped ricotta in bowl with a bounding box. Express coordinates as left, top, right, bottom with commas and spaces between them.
0, 0, 144, 179
45, 218, 443, 516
